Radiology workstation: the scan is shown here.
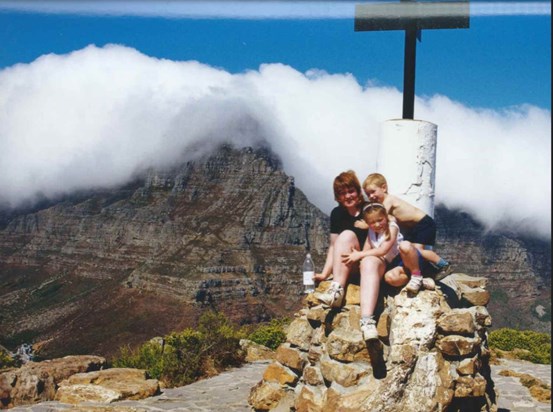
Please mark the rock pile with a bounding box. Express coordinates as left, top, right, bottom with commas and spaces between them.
249, 273, 497, 411
0, 355, 105, 408
0, 355, 160, 409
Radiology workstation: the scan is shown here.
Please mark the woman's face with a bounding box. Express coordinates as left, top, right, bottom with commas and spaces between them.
336, 186, 360, 209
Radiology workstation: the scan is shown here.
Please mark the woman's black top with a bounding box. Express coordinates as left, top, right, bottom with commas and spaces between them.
329, 205, 368, 248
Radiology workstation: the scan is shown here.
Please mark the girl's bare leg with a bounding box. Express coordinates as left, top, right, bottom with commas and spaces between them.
359, 256, 385, 317
399, 241, 421, 275
384, 266, 409, 287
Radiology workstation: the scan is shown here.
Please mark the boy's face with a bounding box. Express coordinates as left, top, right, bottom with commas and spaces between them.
336, 186, 360, 209
364, 184, 386, 203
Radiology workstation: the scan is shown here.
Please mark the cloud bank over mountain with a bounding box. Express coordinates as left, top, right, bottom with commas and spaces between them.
0, 45, 550, 238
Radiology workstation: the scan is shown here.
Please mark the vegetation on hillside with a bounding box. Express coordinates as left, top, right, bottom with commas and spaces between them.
0, 347, 17, 370
246, 317, 289, 350
112, 311, 289, 387
489, 328, 551, 364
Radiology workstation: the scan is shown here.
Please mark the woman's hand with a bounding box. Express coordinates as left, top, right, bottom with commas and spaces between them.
341, 248, 363, 266
313, 272, 329, 282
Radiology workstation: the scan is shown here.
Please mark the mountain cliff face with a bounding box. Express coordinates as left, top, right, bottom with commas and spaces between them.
0, 145, 329, 358
434, 207, 551, 333
0, 145, 550, 359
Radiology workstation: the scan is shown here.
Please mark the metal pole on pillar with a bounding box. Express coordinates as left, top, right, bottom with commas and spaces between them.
403, 27, 417, 120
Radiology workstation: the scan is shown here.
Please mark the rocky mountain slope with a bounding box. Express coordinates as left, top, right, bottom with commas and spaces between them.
0, 144, 550, 359
0, 145, 329, 359
435, 207, 551, 333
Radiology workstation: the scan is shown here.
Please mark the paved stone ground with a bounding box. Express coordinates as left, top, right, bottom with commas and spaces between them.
10, 359, 551, 411
491, 358, 551, 412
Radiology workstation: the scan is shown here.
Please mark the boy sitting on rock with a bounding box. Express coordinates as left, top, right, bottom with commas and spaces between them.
362, 173, 452, 293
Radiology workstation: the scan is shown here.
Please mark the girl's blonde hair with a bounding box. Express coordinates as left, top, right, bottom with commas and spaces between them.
362, 203, 391, 240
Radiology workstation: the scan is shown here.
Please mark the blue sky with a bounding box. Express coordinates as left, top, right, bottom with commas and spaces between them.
0, 1, 551, 238
0, 1, 550, 110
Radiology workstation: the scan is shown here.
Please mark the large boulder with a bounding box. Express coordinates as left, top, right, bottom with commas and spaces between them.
249, 274, 498, 411
240, 339, 276, 362
0, 355, 105, 408
55, 368, 160, 404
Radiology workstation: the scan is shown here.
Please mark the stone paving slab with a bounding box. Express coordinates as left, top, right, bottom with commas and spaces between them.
9, 359, 551, 411
491, 358, 551, 412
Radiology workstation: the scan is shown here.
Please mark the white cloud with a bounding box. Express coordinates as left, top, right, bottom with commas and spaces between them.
0, 1, 549, 19
0, 45, 550, 238
472, 2, 551, 16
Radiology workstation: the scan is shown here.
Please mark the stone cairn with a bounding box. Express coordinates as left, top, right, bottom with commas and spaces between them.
249, 273, 497, 411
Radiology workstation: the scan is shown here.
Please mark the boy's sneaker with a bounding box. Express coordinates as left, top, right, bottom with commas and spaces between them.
405, 276, 423, 294
317, 281, 345, 308
422, 277, 436, 290
434, 263, 453, 282
360, 318, 378, 341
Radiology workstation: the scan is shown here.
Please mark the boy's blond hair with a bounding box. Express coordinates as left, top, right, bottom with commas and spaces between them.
363, 173, 388, 193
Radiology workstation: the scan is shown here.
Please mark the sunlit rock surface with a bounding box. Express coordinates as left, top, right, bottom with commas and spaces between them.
55, 368, 160, 404
0, 355, 105, 408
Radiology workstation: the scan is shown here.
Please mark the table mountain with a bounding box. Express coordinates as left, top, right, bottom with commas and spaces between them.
0, 145, 329, 359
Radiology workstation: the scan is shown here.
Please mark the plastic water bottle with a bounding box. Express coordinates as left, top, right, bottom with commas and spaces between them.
302, 253, 315, 294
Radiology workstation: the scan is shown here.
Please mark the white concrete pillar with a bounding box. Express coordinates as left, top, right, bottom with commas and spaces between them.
376, 119, 437, 217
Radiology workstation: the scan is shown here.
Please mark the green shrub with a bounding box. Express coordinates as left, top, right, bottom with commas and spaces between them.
247, 318, 289, 350
489, 328, 551, 364
112, 313, 294, 387
112, 311, 245, 387
197, 311, 244, 369
162, 329, 205, 386
113, 341, 165, 380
